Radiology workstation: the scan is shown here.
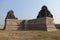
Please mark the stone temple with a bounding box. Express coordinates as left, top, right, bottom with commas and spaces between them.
4, 5, 57, 31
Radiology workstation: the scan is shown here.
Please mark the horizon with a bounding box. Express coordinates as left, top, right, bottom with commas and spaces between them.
0, 0, 60, 25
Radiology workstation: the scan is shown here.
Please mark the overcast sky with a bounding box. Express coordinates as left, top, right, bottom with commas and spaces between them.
0, 0, 60, 25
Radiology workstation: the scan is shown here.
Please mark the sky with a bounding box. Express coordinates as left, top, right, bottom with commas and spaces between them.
0, 0, 60, 25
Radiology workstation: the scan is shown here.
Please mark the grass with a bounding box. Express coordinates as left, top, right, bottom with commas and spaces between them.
0, 29, 60, 40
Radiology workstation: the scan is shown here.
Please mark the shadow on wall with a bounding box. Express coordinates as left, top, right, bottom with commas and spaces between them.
17, 20, 25, 30
3, 20, 6, 30
17, 20, 47, 31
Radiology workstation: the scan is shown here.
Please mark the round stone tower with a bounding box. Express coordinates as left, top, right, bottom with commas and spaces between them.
4, 10, 19, 30
37, 5, 57, 31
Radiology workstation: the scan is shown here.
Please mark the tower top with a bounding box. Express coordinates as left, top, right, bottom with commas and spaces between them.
37, 5, 53, 18
8, 10, 14, 14
41, 5, 47, 10
5, 10, 17, 19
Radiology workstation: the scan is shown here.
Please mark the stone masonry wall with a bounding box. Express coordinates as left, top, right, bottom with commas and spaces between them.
5, 17, 57, 31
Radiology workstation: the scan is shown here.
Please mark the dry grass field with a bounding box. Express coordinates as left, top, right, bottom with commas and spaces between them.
0, 29, 60, 40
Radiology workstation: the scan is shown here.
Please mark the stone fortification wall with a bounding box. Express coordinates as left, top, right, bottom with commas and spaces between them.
5, 17, 57, 31
4, 5, 57, 31
5, 19, 23, 30
27, 17, 46, 30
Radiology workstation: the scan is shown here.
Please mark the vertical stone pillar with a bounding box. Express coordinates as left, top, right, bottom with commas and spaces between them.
24, 20, 28, 30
